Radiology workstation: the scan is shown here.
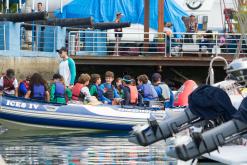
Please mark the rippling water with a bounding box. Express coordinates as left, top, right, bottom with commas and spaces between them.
0, 129, 177, 165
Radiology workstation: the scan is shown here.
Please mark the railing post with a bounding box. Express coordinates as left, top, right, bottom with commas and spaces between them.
3, 24, 6, 51
215, 34, 218, 56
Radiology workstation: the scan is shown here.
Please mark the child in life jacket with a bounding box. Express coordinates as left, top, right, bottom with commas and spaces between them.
25, 73, 50, 102
50, 73, 69, 104
18, 75, 31, 97
152, 73, 174, 108
90, 74, 104, 100
137, 74, 158, 101
100, 71, 120, 104
0, 69, 18, 96
72, 74, 99, 104
121, 75, 143, 105
115, 77, 124, 98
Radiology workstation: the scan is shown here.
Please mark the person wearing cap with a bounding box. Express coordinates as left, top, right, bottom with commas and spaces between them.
122, 75, 143, 105
18, 75, 31, 97
57, 47, 76, 88
113, 12, 123, 56
152, 73, 174, 108
0, 69, 18, 96
184, 14, 198, 43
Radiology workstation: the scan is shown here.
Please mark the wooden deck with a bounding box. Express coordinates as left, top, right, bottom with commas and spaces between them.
72, 55, 234, 67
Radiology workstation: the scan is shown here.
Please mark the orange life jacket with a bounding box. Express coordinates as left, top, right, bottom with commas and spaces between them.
174, 80, 198, 107
72, 83, 84, 101
128, 85, 138, 104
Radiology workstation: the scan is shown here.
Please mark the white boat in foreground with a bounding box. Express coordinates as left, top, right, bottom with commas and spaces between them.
0, 95, 183, 132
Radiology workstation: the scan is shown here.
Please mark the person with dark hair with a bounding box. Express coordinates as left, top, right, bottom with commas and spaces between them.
115, 77, 124, 97
37, 2, 44, 12
50, 73, 68, 104
152, 73, 174, 108
137, 74, 158, 101
89, 74, 104, 100
113, 12, 124, 56
18, 75, 31, 97
121, 75, 143, 105
0, 69, 18, 96
57, 47, 76, 88
100, 71, 120, 104
25, 73, 50, 101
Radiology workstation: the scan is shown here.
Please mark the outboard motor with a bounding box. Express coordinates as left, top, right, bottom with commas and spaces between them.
129, 109, 198, 146
167, 119, 247, 161
167, 94, 247, 161
129, 85, 237, 146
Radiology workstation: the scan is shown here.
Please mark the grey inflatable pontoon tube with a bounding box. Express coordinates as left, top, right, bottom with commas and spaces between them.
167, 119, 247, 161
128, 109, 198, 146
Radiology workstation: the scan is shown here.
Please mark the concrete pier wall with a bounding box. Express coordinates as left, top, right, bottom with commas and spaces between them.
0, 56, 59, 80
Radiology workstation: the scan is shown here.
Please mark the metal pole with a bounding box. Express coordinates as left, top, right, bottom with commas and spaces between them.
6, 0, 9, 13
19, 0, 22, 12
46, 0, 48, 12
3, 24, 6, 51
144, 0, 150, 52
60, 0, 63, 13
32, 0, 35, 12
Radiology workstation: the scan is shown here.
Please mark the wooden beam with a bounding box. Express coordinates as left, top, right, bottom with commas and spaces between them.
158, 0, 164, 38
144, 0, 150, 42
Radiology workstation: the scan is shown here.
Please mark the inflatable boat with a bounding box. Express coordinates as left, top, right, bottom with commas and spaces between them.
0, 95, 182, 132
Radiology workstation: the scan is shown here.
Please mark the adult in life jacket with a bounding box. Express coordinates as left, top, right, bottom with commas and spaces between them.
152, 73, 174, 108
121, 75, 143, 105
50, 73, 68, 104
90, 74, 104, 100
25, 73, 50, 102
18, 75, 31, 97
100, 71, 120, 104
0, 69, 18, 96
137, 74, 158, 101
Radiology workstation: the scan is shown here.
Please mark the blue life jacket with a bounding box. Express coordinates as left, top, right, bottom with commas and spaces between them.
32, 84, 45, 100
103, 83, 114, 100
54, 82, 65, 98
91, 84, 103, 99
165, 89, 174, 108
154, 85, 162, 99
142, 84, 157, 100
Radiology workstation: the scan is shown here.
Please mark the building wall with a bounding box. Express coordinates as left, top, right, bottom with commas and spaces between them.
0, 56, 59, 80
174, 0, 235, 31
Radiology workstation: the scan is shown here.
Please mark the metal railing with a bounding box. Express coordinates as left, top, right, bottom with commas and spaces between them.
20, 23, 57, 52
170, 32, 247, 57
68, 31, 168, 56
0, 24, 6, 51
68, 30, 247, 57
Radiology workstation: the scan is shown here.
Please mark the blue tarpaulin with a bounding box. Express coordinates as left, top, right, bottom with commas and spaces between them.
54, 0, 188, 33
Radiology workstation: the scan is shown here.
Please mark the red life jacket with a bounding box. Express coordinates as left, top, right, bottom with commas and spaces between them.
22, 80, 30, 90
128, 85, 138, 104
72, 83, 84, 101
3, 76, 15, 91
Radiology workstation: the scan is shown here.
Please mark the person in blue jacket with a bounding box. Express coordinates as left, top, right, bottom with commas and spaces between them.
152, 73, 174, 108
137, 74, 158, 101
100, 71, 120, 104
18, 75, 31, 97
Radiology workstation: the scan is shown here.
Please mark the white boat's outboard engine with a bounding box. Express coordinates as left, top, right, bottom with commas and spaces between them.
167, 97, 247, 161
129, 85, 237, 146
129, 109, 198, 146
166, 58, 247, 160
